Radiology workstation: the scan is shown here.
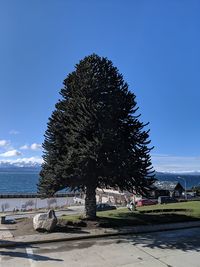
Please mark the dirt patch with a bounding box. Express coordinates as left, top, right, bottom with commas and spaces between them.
8, 217, 104, 237
6, 218, 37, 237
8, 213, 200, 238
8, 217, 89, 237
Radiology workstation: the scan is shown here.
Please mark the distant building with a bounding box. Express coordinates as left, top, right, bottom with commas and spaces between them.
151, 181, 184, 198
96, 188, 129, 205
95, 181, 185, 205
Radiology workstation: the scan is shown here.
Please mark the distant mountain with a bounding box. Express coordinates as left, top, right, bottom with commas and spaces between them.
156, 171, 200, 176
0, 167, 41, 172
0, 161, 41, 172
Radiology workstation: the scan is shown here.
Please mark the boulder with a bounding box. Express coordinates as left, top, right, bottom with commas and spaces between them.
33, 210, 57, 232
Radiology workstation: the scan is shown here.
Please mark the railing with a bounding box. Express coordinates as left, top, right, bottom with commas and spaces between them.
0, 192, 80, 198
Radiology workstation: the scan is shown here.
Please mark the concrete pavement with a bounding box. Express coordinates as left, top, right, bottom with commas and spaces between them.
0, 227, 200, 266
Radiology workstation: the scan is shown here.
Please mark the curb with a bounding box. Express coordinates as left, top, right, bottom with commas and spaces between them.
1, 220, 200, 248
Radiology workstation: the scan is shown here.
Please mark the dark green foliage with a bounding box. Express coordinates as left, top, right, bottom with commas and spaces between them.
192, 186, 200, 196
38, 54, 154, 203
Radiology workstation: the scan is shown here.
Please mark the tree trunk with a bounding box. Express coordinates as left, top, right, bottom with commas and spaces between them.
85, 185, 96, 220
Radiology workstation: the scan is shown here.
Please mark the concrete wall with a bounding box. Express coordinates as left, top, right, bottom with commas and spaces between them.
0, 196, 74, 212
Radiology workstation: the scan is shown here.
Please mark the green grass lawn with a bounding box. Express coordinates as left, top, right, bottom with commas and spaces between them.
61, 201, 200, 228
138, 201, 200, 216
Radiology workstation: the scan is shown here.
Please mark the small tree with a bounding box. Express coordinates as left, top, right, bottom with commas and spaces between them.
38, 54, 155, 219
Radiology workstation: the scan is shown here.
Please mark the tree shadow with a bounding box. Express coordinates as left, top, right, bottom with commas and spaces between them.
0, 242, 63, 262
124, 227, 200, 252
0, 250, 63, 261
90, 212, 200, 252
54, 224, 89, 234
97, 210, 200, 253
98, 211, 199, 228
58, 226, 200, 253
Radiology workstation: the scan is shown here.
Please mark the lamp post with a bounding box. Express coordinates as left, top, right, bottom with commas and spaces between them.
177, 176, 187, 200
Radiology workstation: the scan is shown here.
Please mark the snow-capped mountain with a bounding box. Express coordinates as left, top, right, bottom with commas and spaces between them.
0, 158, 42, 170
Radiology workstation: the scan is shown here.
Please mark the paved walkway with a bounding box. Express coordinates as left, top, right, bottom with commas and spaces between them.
1, 227, 200, 266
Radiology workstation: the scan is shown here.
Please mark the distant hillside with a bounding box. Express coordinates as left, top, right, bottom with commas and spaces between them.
0, 167, 41, 173
155, 172, 200, 189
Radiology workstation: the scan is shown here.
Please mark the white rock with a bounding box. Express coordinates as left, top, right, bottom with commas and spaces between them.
33, 210, 57, 232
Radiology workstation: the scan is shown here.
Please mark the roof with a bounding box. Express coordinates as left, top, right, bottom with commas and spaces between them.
153, 181, 183, 191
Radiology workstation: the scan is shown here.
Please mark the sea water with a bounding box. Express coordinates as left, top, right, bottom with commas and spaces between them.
0, 171, 39, 193
0, 170, 74, 211
0, 170, 200, 194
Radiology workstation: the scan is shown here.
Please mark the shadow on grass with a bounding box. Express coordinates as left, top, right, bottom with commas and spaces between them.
139, 208, 192, 213
59, 210, 200, 230
98, 211, 199, 228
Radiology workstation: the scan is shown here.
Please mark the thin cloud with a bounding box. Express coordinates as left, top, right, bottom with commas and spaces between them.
151, 154, 200, 173
0, 150, 22, 157
9, 130, 20, 135
20, 145, 29, 150
20, 143, 42, 151
17, 156, 43, 164
0, 140, 9, 147
30, 143, 42, 150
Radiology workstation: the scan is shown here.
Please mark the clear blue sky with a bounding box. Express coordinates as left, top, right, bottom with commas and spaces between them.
0, 0, 200, 172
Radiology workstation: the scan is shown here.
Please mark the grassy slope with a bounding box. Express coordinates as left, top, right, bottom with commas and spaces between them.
61, 201, 200, 227
138, 201, 200, 217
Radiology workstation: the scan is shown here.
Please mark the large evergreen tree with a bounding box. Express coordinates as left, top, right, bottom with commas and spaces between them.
38, 54, 155, 219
